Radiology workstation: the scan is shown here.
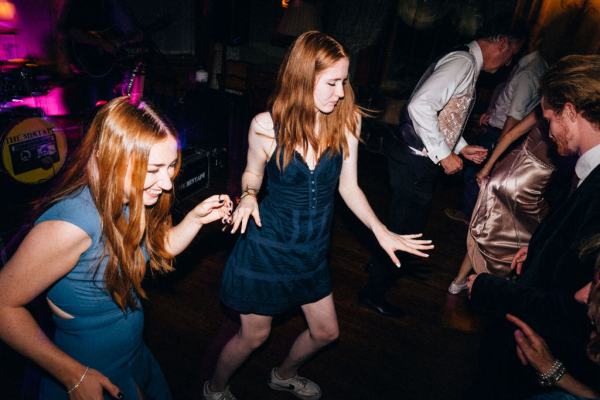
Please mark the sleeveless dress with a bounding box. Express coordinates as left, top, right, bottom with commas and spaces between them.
35, 187, 172, 400
467, 127, 555, 277
220, 136, 343, 315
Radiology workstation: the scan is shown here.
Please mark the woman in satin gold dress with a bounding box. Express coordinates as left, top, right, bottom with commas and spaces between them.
448, 110, 557, 293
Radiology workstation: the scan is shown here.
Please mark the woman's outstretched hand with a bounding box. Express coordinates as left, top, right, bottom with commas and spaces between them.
375, 229, 434, 267
191, 194, 233, 226
230, 196, 262, 234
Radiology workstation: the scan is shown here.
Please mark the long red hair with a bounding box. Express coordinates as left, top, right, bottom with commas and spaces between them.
38, 96, 180, 310
269, 31, 361, 170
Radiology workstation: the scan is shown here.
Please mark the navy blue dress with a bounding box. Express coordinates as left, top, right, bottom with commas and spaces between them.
220, 139, 343, 315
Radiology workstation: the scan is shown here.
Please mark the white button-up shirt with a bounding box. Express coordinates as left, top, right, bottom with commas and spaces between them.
576, 143, 600, 186
488, 51, 548, 129
407, 41, 483, 164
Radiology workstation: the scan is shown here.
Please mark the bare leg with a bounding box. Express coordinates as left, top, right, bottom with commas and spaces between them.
453, 253, 473, 284
209, 314, 272, 391
276, 294, 339, 379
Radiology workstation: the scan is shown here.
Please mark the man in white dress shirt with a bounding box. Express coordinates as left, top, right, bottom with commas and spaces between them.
360, 27, 525, 317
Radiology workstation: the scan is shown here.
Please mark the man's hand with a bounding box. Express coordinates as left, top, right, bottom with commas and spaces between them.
440, 153, 463, 175
479, 112, 491, 126
460, 145, 488, 164
466, 273, 479, 298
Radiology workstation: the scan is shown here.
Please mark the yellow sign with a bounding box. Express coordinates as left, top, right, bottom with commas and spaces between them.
1, 118, 67, 184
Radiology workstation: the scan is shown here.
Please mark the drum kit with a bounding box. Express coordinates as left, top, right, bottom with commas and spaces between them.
0, 14, 165, 186
0, 57, 67, 185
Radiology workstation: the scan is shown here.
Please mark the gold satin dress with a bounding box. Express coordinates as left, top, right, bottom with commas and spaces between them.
467, 127, 555, 277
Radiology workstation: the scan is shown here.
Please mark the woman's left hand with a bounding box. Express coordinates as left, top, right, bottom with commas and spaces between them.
375, 228, 434, 267
190, 194, 233, 226
506, 313, 556, 374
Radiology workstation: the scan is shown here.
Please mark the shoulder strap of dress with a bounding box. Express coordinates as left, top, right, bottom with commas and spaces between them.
268, 110, 278, 144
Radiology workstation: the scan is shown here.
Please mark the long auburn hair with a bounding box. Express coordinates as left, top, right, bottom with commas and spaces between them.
38, 96, 180, 310
269, 31, 361, 170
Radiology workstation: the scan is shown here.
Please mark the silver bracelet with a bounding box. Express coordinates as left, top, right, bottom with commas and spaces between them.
67, 366, 89, 394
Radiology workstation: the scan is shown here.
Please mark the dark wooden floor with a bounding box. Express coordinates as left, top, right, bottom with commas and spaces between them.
1, 146, 484, 400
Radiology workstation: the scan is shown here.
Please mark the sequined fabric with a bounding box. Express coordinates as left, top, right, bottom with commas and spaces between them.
437, 94, 473, 150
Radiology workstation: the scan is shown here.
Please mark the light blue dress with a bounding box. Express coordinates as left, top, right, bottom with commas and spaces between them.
35, 187, 172, 400
528, 391, 600, 400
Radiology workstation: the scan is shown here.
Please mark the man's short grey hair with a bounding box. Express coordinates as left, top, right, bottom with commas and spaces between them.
478, 18, 529, 44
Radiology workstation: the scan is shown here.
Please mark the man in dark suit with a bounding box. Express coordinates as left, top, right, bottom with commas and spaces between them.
466, 55, 600, 399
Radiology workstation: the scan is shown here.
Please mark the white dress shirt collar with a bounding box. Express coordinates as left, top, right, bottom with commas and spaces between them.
518, 50, 543, 68
467, 41, 484, 79
575, 143, 600, 186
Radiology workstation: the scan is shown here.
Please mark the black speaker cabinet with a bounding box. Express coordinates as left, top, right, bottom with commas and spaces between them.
176, 147, 210, 198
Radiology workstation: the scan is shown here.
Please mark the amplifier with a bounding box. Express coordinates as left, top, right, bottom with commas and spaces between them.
175, 147, 210, 198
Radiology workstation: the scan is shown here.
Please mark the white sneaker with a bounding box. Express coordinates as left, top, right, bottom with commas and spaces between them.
203, 381, 237, 400
448, 279, 468, 295
268, 368, 322, 400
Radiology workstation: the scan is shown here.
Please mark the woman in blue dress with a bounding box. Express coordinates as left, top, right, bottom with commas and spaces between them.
0, 96, 232, 400
203, 31, 434, 400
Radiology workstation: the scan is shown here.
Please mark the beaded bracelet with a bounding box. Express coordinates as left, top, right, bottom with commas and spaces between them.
538, 360, 562, 383
67, 366, 90, 394
538, 360, 567, 387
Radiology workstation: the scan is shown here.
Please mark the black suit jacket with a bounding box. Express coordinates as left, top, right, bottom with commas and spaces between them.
471, 163, 600, 385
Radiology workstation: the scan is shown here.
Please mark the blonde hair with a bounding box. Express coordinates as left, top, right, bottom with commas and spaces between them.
40, 96, 180, 310
541, 55, 600, 129
269, 31, 362, 170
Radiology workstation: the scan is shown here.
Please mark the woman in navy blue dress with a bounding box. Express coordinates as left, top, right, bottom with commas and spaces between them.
0, 97, 232, 399
204, 31, 434, 400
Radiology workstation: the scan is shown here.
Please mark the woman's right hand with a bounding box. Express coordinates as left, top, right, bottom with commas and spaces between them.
475, 168, 491, 187
230, 196, 262, 234
68, 368, 122, 399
